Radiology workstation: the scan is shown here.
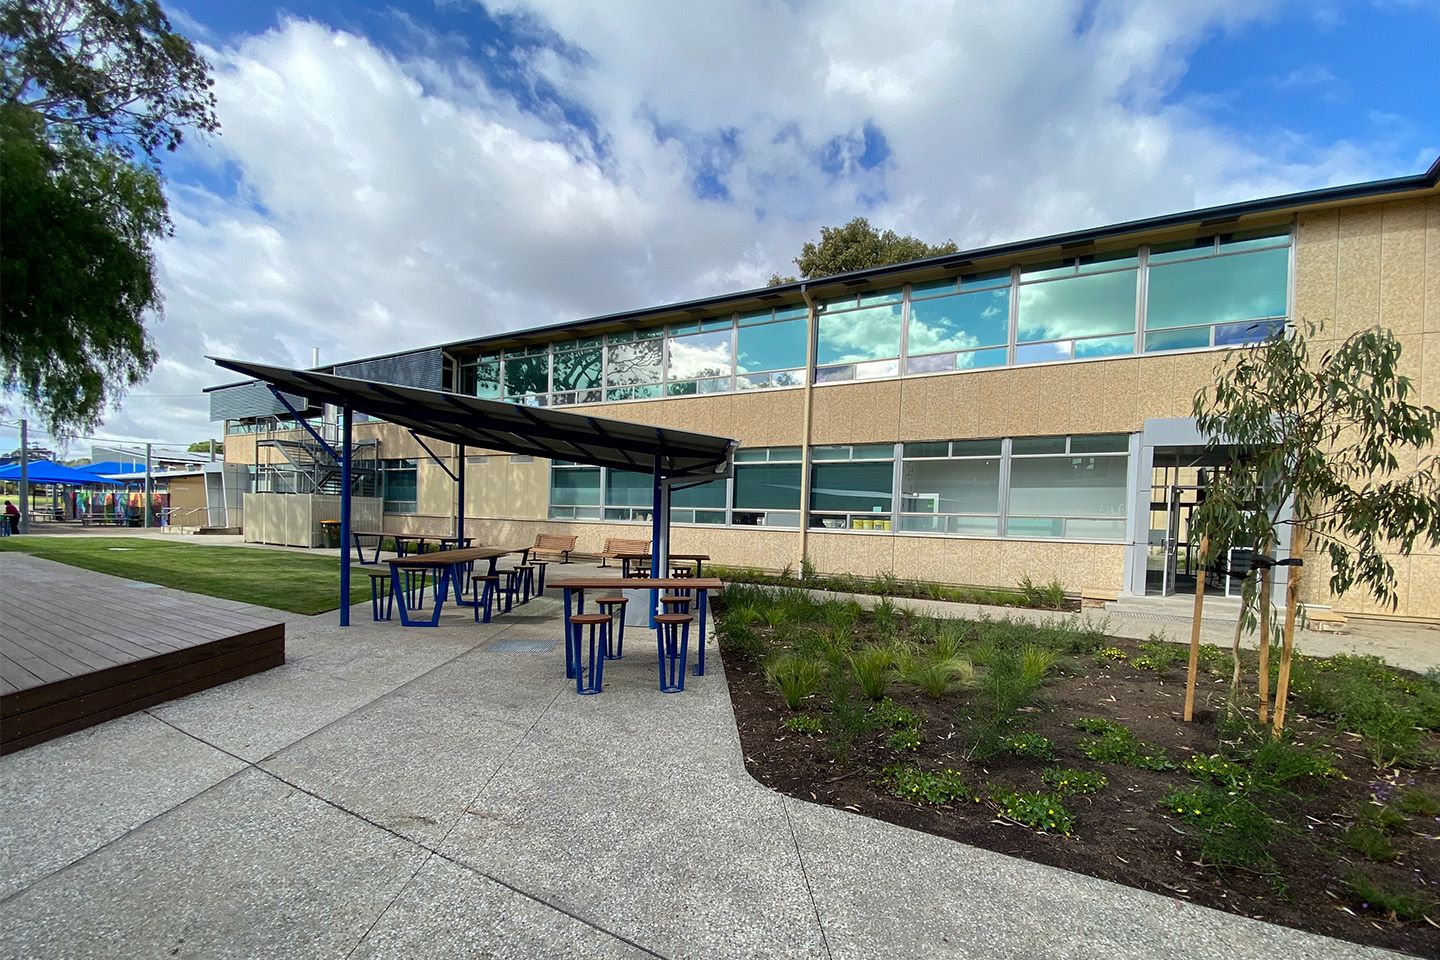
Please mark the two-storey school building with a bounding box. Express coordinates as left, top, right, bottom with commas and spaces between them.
213, 158, 1440, 622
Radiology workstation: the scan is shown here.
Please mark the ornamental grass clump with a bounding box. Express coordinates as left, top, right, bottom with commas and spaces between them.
897, 647, 974, 699
764, 653, 827, 711
849, 643, 896, 701
1343, 873, 1436, 924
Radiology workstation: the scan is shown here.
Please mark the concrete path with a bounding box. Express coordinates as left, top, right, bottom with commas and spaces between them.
0, 556, 1403, 958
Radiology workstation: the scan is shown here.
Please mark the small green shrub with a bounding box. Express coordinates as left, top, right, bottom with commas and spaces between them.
1343, 873, 1435, 924
870, 698, 923, 731
886, 728, 922, 752
1183, 754, 1250, 792
883, 765, 978, 805
992, 788, 1075, 834
1394, 787, 1439, 817
1342, 819, 1398, 863
1075, 718, 1174, 770
718, 622, 771, 663
1096, 646, 1126, 662
1129, 638, 1185, 673
825, 673, 875, 762
1017, 575, 1067, 610
1041, 766, 1108, 795
1163, 786, 1277, 869
764, 653, 827, 711
1289, 654, 1439, 768
782, 713, 826, 735
998, 731, 1056, 761
1197, 643, 1230, 677
849, 644, 896, 701
1242, 738, 1342, 791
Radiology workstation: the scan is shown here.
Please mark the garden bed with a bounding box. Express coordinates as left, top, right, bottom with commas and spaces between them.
718, 585, 1440, 958
709, 564, 1082, 613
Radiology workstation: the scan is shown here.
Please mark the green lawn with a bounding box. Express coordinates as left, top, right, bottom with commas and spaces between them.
0, 537, 376, 615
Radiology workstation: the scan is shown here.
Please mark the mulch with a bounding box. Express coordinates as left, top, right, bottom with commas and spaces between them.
725, 634, 1440, 958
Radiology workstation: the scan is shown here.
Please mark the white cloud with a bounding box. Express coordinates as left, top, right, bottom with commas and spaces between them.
36, 0, 1421, 447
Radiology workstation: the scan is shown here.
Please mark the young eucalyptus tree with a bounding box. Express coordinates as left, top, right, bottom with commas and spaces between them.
1190, 320, 1440, 731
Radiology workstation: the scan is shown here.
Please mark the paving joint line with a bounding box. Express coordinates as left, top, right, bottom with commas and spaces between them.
0, 619, 515, 905
779, 795, 835, 960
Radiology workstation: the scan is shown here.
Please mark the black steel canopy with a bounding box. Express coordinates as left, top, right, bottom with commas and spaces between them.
207, 358, 737, 480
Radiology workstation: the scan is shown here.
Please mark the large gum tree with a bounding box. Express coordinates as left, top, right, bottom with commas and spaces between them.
0, 0, 218, 435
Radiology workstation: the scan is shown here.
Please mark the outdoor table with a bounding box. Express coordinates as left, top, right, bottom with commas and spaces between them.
352, 531, 475, 565
614, 553, 709, 579
549, 577, 722, 686
386, 545, 528, 627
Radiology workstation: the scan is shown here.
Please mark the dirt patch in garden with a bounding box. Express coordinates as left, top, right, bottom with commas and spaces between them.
724, 628, 1440, 957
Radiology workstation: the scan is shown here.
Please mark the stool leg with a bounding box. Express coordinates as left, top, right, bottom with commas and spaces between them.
370, 578, 380, 621
677, 620, 690, 688
481, 579, 493, 623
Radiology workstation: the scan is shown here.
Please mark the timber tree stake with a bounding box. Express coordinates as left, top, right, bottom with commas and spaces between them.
1183, 535, 1209, 722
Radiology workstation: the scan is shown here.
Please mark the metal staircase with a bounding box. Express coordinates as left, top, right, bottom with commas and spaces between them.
256, 417, 378, 495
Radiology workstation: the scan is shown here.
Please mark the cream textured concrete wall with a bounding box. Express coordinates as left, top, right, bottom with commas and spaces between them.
1291, 196, 1438, 620
166, 475, 207, 517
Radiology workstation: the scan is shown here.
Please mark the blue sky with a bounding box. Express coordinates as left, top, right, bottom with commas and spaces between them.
5, 0, 1437, 453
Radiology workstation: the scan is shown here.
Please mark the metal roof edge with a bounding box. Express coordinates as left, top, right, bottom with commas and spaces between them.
206, 156, 1439, 391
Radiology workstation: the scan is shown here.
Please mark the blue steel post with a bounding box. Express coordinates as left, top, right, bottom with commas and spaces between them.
650, 457, 662, 626
339, 405, 353, 627
456, 443, 465, 541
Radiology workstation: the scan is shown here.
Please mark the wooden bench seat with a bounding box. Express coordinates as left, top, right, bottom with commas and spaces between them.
531, 533, 578, 563
597, 537, 649, 568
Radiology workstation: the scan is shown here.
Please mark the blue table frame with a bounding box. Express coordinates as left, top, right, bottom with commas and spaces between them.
552, 577, 718, 687
385, 546, 529, 627
355, 532, 476, 566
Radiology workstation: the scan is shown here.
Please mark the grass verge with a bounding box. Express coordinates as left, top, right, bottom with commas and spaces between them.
0, 536, 376, 615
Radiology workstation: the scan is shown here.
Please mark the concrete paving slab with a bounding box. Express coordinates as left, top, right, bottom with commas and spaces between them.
146, 660, 400, 761
260, 694, 530, 846
442, 736, 828, 960
785, 796, 1397, 960
0, 767, 427, 960
0, 711, 246, 900
382, 642, 566, 731
352, 853, 654, 959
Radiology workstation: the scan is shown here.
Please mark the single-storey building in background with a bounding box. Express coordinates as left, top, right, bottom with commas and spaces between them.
210, 158, 1440, 622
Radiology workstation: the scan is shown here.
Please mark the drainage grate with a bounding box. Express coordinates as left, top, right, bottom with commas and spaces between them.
489, 638, 556, 653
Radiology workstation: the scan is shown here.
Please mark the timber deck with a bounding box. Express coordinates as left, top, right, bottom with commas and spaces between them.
1, 553, 285, 754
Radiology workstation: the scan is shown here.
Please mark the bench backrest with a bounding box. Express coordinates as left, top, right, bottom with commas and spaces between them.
533, 533, 578, 551
601, 537, 650, 555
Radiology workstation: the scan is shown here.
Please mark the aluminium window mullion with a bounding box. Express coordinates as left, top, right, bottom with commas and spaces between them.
998, 437, 1014, 538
